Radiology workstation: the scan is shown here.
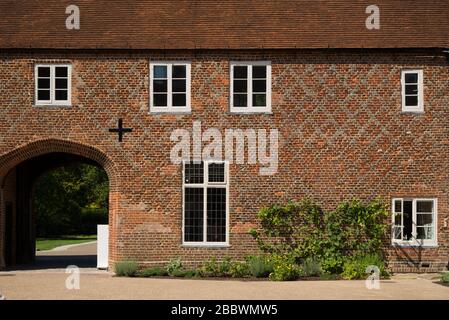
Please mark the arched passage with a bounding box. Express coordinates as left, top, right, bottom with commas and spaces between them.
0, 139, 119, 269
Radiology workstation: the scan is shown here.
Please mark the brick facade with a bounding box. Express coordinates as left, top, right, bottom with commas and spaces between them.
0, 49, 448, 272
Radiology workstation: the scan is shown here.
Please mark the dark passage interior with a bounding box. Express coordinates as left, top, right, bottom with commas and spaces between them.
3, 152, 107, 269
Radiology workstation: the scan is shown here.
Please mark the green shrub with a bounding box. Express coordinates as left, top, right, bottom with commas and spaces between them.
318, 199, 388, 273
319, 273, 339, 280
250, 198, 389, 275
441, 273, 449, 283
200, 257, 233, 277
300, 257, 322, 277
184, 270, 200, 278
320, 256, 345, 275
250, 198, 324, 259
170, 269, 187, 277
167, 258, 183, 276
140, 267, 168, 277
341, 254, 387, 280
218, 257, 233, 276
269, 255, 300, 281
246, 255, 274, 278
229, 261, 251, 278
114, 261, 138, 277
200, 257, 219, 277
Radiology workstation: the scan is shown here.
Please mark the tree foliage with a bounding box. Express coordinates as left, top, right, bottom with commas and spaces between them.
34, 163, 109, 237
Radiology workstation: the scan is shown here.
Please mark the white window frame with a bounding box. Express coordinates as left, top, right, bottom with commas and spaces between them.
401, 69, 423, 112
182, 160, 230, 247
230, 61, 271, 113
149, 61, 191, 113
391, 198, 437, 247
35, 64, 72, 106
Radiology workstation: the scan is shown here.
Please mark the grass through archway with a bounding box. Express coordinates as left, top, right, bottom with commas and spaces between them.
34, 163, 108, 251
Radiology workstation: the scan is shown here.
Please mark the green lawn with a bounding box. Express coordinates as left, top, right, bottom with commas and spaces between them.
36, 235, 97, 251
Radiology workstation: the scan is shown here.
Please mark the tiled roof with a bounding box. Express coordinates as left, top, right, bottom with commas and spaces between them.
0, 0, 448, 49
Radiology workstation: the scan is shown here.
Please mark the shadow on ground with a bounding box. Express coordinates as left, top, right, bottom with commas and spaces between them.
6, 255, 96, 271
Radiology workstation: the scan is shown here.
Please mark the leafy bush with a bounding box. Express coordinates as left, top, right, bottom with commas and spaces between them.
250, 198, 389, 275
341, 254, 387, 280
200, 257, 233, 277
249, 198, 324, 259
300, 257, 322, 277
319, 273, 339, 280
184, 270, 200, 278
269, 255, 300, 281
320, 199, 388, 273
441, 273, 449, 283
246, 255, 274, 278
140, 267, 168, 277
170, 269, 188, 277
229, 261, 251, 278
114, 261, 138, 277
167, 258, 183, 276
320, 256, 345, 275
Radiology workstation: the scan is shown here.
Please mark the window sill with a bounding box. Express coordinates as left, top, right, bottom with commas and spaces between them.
401, 110, 424, 114
150, 111, 192, 115
33, 104, 72, 108
227, 111, 273, 115
181, 244, 231, 249
392, 242, 438, 248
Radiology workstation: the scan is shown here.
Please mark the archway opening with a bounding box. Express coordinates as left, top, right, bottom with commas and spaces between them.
3, 152, 109, 269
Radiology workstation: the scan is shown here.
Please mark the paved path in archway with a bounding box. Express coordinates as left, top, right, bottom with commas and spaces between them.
10, 241, 98, 271
37, 241, 97, 256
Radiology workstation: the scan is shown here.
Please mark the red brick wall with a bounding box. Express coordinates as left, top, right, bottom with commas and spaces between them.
0, 49, 448, 272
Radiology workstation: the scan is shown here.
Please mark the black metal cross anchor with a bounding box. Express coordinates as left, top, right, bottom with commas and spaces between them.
109, 118, 132, 142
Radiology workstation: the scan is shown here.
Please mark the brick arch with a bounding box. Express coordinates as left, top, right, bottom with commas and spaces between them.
0, 138, 120, 268
0, 139, 118, 191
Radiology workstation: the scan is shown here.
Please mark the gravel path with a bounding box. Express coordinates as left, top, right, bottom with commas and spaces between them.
0, 271, 448, 300
1, 243, 448, 300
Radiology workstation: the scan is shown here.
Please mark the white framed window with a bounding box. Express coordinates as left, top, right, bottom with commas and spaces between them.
401, 69, 423, 112
182, 161, 229, 246
35, 64, 72, 106
149, 61, 191, 113
392, 198, 437, 246
230, 61, 271, 113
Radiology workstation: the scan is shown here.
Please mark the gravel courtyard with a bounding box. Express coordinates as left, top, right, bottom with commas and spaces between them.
1, 242, 448, 300
1, 270, 448, 300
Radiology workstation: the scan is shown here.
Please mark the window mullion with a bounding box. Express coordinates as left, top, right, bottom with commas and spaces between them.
412, 199, 417, 240
203, 161, 208, 243
230, 65, 234, 108
203, 185, 207, 243
50, 66, 55, 104
400, 199, 404, 240
168, 64, 172, 110
248, 65, 252, 108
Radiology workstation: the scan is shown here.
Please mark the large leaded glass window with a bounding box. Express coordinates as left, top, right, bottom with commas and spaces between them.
183, 161, 228, 245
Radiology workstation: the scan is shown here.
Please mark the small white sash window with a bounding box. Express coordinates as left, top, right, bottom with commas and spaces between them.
401, 69, 423, 112
150, 62, 191, 113
35, 64, 71, 106
230, 61, 271, 113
